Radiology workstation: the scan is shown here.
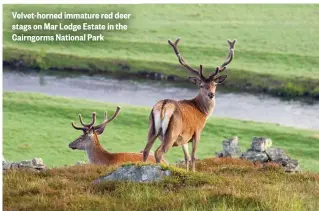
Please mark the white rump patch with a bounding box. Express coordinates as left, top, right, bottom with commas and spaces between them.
153, 111, 161, 135
161, 115, 170, 136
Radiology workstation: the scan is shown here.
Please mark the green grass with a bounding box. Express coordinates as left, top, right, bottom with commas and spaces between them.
3, 92, 319, 172
3, 4, 319, 98
3, 162, 319, 211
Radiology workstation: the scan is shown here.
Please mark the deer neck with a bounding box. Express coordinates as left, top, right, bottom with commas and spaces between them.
86, 132, 111, 164
194, 93, 215, 117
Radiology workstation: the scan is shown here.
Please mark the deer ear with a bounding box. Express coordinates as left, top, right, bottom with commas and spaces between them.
94, 124, 107, 135
188, 77, 202, 86
214, 75, 228, 84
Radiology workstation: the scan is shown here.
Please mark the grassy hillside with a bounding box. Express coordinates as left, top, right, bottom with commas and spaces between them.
3, 92, 319, 172
3, 4, 319, 98
3, 161, 319, 211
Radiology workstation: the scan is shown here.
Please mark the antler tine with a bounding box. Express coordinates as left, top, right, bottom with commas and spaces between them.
79, 112, 96, 127
71, 121, 85, 131
199, 65, 205, 80
104, 111, 107, 120
219, 39, 236, 70
168, 38, 205, 80
93, 107, 121, 129
209, 39, 236, 79
87, 112, 97, 128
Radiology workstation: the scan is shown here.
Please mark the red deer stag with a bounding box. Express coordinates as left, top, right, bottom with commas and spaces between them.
143, 38, 236, 171
69, 106, 166, 165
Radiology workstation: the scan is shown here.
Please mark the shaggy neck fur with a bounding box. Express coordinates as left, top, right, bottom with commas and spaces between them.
194, 93, 215, 117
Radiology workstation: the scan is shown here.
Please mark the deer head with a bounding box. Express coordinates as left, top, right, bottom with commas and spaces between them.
168, 38, 236, 101
69, 107, 121, 150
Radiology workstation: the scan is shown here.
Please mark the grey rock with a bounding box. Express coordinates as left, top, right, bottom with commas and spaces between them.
11, 162, 19, 169
216, 137, 241, 158
284, 159, 300, 173
32, 158, 43, 166
19, 160, 33, 168
167, 75, 179, 81
2, 158, 47, 172
3, 162, 12, 170
76, 160, 87, 165
216, 152, 223, 158
251, 137, 272, 152
265, 148, 290, 162
223, 136, 241, 156
240, 151, 269, 162
96, 165, 171, 183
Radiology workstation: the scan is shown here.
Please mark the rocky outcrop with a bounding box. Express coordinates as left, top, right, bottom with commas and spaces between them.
264, 148, 300, 172
94, 165, 171, 184
216, 137, 300, 173
3, 158, 47, 173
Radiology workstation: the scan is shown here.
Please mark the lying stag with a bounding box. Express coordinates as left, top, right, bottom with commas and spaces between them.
69, 106, 166, 165
143, 38, 236, 171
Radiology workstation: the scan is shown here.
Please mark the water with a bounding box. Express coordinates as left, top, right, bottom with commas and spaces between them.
3, 70, 319, 130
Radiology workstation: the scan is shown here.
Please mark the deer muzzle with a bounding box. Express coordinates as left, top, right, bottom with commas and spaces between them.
208, 92, 215, 99
69, 143, 77, 150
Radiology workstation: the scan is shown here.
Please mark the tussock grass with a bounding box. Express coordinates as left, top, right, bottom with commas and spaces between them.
3, 159, 319, 211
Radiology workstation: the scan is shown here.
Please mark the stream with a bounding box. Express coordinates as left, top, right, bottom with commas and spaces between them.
3, 70, 319, 130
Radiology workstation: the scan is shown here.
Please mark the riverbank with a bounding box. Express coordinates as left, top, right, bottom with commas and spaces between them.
3, 92, 319, 171
4, 70, 319, 130
3, 4, 319, 100
4, 47, 319, 100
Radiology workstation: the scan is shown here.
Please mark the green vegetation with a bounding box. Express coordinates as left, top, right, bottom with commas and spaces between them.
3, 92, 319, 172
3, 5, 319, 99
3, 160, 319, 211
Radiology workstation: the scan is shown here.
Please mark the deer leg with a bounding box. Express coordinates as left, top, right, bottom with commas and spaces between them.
191, 134, 200, 172
154, 143, 165, 163
143, 115, 159, 162
182, 143, 191, 171
143, 130, 158, 162
155, 126, 177, 163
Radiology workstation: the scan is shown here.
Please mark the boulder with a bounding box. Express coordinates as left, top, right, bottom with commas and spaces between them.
284, 159, 300, 173
95, 165, 171, 184
215, 152, 223, 158
216, 136, 241, 158
32, 158, 44, 166
251, 137, 272, 152
240, 151, 269, 162
2, 161, 11, 170
19, 160, 34, 168
265, 148, 290, 162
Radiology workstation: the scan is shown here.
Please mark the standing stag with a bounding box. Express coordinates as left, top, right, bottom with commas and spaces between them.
69, 106, 166, 165
143, 38, 236, 171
